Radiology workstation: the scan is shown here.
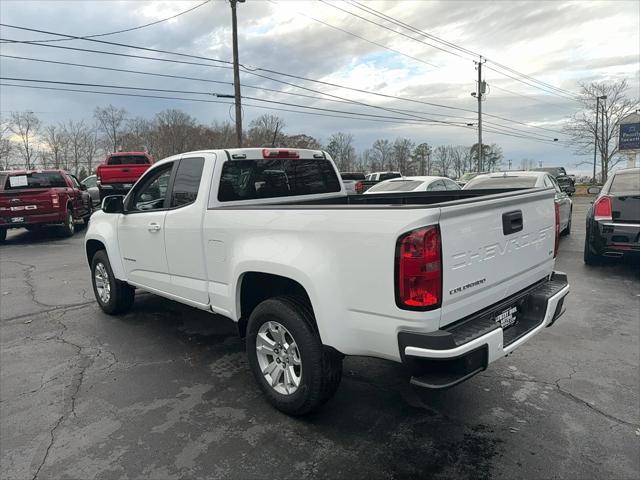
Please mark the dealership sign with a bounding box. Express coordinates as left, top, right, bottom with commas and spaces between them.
619, 115, 640, 151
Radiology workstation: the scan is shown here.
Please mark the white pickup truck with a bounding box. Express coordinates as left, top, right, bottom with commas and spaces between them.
85, 148, 569, 415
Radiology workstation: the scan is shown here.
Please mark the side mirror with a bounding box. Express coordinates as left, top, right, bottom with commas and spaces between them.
102, 195, 124, 214
587, 186, 601, 195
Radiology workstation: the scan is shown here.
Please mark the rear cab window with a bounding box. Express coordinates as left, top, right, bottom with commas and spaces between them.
218, 157, 341, 202
107, 155, 151, 165
465, 176, 538, 189
368, 180, 422, 193
3, 172, 67, 190
171, 158, 205, 207
609, 171, 640, 194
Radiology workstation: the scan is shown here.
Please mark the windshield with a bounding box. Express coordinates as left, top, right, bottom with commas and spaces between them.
609, 171, 640, 194
107, 155, 150, 165
367, 180, 423, 192
4, 172, 67, 189
464, 176, 538, 189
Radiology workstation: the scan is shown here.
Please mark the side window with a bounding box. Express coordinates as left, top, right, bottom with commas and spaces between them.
128, 164, 173, 212
427, 180, 446, 191
170, 157, 205, 208
83, 176, 97, 188
546, 175, 561, 193
444, 179, 460, 190
68, 175, 81, 188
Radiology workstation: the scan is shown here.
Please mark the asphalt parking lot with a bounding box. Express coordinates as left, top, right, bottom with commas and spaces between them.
1, 195, 638, 480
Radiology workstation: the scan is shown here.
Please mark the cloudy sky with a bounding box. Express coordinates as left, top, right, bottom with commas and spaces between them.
1, 0, 638, 172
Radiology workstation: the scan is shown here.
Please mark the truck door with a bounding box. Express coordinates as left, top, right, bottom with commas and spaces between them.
117, 162, 174, 292
164, 156, 209, 306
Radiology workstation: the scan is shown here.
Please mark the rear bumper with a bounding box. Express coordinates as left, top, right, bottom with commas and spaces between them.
98, 183, 134, 199
589, 220, 640, 258
0, 212, 66, 229
398, 272, 569, 389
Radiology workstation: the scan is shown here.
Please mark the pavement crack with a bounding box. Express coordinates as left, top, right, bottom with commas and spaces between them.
31, 415, 64, 480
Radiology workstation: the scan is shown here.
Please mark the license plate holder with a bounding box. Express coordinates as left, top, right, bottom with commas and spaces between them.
494, 305, 518, 330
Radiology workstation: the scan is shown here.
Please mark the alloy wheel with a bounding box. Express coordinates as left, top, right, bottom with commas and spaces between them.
255, 321, 302, 395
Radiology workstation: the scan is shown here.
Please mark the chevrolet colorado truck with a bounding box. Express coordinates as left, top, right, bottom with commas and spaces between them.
85, 148, 570, 415
96, 151, 153, 201
0, 169, 92, 241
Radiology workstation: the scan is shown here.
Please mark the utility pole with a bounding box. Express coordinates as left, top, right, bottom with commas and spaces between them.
593, 95, 607, 182
508, 159, 512, 170
472, 57, 486, 172
230, 0, 245, 148
601, 95, 607, 181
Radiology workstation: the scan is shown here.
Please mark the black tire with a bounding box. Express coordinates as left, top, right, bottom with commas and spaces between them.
59, 208, 75, 237
91, 250, 135, 314
583, 236, 600, 265
0, 228, 6, 243
562, 210, 572, 236
246, 296, 343, 416
82, 203, 93, 225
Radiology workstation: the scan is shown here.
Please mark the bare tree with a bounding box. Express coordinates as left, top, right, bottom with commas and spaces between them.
372, 139, 393, 170
210, 121, 236, 149
154, 109, 197, 158
283, 133, 321, 150
564, 80, 639, 181
121, 117, 157, 156
94, 104, 128, 152
43, 124, 68, 169
9, 111, 41, 169
247, 114, 286, 147
63, 120, 87, 175
82, 124, 100, 175
0, 117, 14, 169
325, 132, 356, 171
520, 158, 537, 170
433, 145, 452, 177
412, 143, 432, 175
393, 137, 415, 174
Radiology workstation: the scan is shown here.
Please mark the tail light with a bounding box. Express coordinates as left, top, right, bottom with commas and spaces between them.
395, 226, 442, 310
355, 181, 364, 194
51, 193, 59, 207
593, 196, 612, 221
554, 202, 560, 258
262, 149, 299, 159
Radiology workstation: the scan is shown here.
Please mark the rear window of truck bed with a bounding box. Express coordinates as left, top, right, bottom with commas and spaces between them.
218, 158, 341, 201
106, 155, 150, 165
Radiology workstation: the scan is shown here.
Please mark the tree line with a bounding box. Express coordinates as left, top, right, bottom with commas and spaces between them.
0, 105, 504, 179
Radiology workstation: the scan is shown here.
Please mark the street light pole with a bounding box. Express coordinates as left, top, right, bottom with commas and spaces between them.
230, 0, 244, 148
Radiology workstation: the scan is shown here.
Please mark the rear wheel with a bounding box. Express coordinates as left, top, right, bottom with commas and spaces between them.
59, 208, 75, 237
562, 210, 572, 236
583, 236, 600, 265
91, 250, 135, 314
0, 228, 6, 243
246, 296, 343, 415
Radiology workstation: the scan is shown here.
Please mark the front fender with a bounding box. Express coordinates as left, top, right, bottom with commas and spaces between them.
84, 211, 126, 280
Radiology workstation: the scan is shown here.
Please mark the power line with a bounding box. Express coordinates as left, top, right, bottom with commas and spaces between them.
0, 80, 563, 144
0, 0, 211, 44
267, 0, 437, 69
1, 55, 561, 140
0, 25, 566, 135
345, 0, 581, 101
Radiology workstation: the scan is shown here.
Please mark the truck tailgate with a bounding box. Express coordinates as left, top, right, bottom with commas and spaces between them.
0, 189, 58, 216
438, 188, 556, 327
98, 164, 150, 184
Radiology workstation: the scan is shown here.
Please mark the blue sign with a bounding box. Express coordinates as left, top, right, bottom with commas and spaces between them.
619, 122, 640, 150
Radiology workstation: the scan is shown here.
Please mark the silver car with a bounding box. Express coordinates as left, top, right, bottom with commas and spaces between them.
81, 175, 100, 206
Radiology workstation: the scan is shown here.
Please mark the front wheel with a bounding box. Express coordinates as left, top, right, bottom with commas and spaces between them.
91, 250, 135, 314
246, 296, 343, 415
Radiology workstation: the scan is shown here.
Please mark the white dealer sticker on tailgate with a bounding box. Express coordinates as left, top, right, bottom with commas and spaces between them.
9, 175, 28, 187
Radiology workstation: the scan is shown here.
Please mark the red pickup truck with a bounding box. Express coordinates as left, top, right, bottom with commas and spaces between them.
96, 152, 153, 201
0, 170, 93, 241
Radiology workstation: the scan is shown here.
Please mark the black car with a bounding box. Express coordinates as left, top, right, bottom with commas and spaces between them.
584, 167, 640, 264
533, 167, 576, 196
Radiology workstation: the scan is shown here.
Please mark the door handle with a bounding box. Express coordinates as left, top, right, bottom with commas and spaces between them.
147, 222, 161, 232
